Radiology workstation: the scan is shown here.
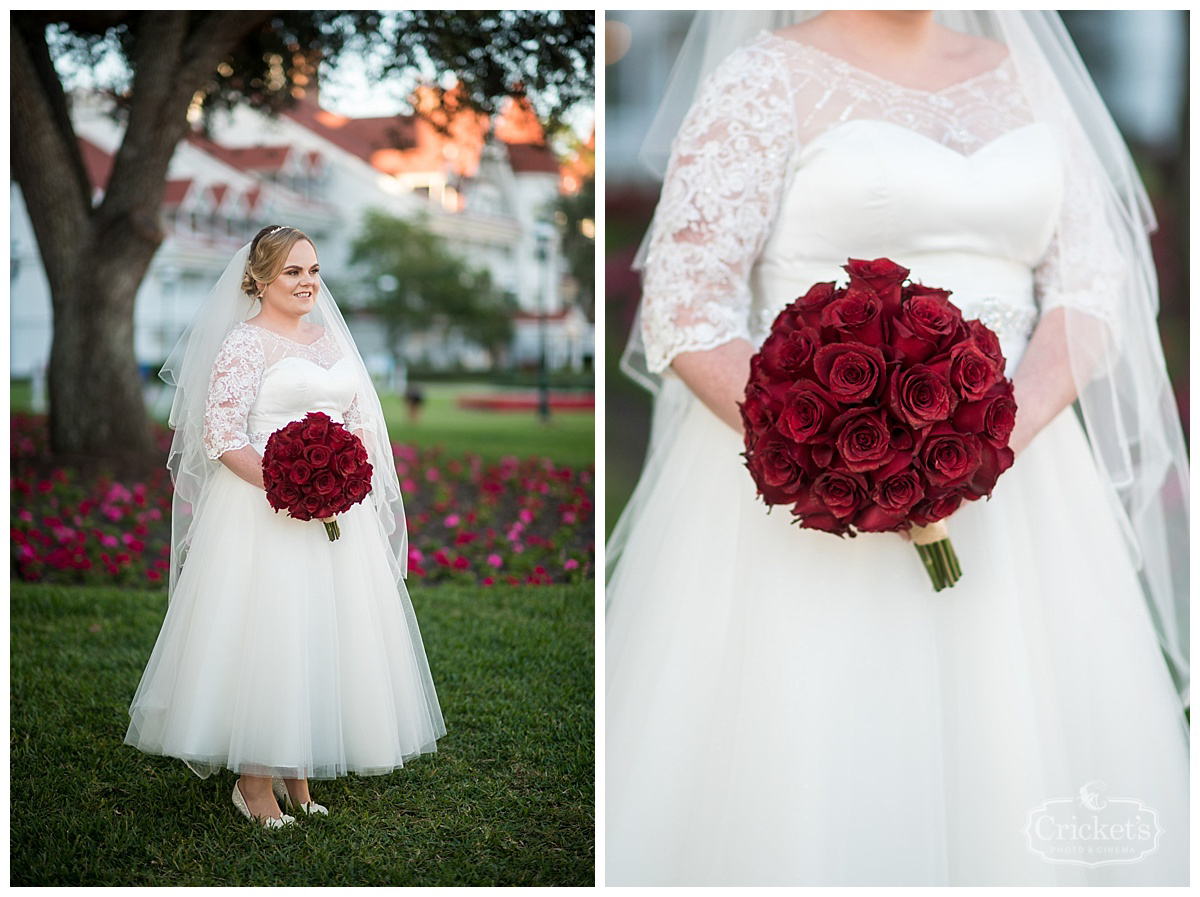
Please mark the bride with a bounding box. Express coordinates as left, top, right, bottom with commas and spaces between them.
125, 225, 445, 826
606, 11, 1188, 885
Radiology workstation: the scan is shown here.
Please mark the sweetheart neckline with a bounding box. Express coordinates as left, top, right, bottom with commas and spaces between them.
262, 355, 353, 375
801, 119, 1046, 162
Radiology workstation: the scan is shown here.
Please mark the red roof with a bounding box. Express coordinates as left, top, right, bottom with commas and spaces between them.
186, 132, 292, 172
507, 142, 559, 175
162, 179, 193, 206
78, 137, 113, 191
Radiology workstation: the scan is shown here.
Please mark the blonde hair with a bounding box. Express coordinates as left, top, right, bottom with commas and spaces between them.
241, 225, 315, 297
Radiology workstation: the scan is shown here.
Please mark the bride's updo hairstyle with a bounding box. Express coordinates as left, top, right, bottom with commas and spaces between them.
242, 225, 315, 298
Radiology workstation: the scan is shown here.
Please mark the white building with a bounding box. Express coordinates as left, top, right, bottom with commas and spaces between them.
11, 86, 594, 381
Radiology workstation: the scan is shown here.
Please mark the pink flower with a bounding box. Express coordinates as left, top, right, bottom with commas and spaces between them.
443, 513, 460, 528
564, 558, 580, 571
452, 556, 469, 570
561, 511, 576, 525
487, 553, 503, 569
518, 509, 533, 524
482, 576, 495, 586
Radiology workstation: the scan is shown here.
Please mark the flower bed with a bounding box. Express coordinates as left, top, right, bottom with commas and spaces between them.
456, 393, 595, 411
11, 413, 594, 589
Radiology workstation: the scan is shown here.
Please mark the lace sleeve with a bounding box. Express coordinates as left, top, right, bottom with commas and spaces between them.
204, 326, 265, 460
344, 393, 364, 432
1033, 122, 1126, 336
639, 43, 798, 373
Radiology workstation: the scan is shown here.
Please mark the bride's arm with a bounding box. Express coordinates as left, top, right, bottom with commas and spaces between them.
671, 340, 756, 434
218, 446, 266, 489
638, 43, 795, 412
205, 327, 267, 489
1007, 307, 1077, 457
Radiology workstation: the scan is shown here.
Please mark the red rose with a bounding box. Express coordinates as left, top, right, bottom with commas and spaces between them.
331, 451, 358, 478
843, 258, 909, 311
328, 426, 353, 449
777, 382, 839, 444
908, 490, 964, 527
299, 494, 326, 518
276, 483, 301, 507
813, 469, 868, 519
888, 363, 957, 429
301, 413, 330, 442
760, 326, 820, 377
312, 470, 339, 496
814, 343, 886, 404
869, 452, 926, 516
354, 443, 369, 464
791, 486, 853, 536
820, 287, 885, 345
892, 292, 962, 363
919, 423, 982, 488
343, 476, 371, 504
288, 461, 313, 485
949, 341, 1003, 401
747, 431, 808, 504
966, 318, 1005, 366
787, 281, 839, 328
304, 444, 333, 468
739, 383, 780, 443
832, 408, 896, 473
966, 442, 1015, 498
954, 387, 1017, 448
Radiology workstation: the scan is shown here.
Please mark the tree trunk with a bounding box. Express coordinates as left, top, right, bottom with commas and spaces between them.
45, 234, 162, 462
10, 12, 270, 462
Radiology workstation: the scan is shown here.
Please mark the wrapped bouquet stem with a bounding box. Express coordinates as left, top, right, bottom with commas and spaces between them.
909, 521, 962, 591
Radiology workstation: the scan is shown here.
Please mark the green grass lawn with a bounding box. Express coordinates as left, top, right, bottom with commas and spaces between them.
378, 383, 595, 469
10, 582, 594, 886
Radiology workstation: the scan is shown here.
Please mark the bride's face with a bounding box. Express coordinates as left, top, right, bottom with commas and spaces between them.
259, 240, 319, 318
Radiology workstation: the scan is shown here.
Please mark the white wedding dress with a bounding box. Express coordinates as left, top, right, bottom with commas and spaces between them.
126, 322, 444, 779
606, 34, 1189, 886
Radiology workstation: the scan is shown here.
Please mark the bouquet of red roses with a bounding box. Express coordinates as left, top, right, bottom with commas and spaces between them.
262, 411, 373, 541
739, 258, 1017, 590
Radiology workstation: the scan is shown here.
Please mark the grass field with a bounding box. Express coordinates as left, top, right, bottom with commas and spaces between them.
377, 383, 595, 469
10, 581, 594, 887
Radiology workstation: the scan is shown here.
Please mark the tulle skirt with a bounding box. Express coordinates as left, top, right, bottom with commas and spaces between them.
126, 465, 445, 779
606, 378, 1189, 886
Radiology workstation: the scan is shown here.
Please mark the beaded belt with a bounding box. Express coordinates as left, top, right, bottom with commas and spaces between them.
967, 296, 1038, 341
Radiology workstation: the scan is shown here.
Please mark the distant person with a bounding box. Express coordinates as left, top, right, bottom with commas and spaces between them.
405, 383, 426, 423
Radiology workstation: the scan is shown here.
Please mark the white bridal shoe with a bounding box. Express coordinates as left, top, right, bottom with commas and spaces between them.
273, 777, 329, 816
232, 780, 295, 829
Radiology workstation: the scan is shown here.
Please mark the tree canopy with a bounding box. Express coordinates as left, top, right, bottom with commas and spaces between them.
349, 210, 517, 369
11, 10, 594, 462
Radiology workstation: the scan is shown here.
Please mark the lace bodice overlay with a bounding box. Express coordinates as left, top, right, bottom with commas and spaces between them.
204, 322, 362, 459
640, 31, 1125, 374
